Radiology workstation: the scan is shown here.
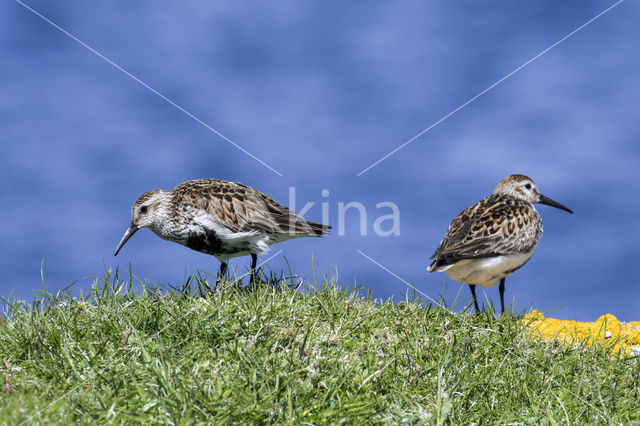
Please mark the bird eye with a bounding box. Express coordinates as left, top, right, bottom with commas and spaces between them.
140, 206, 148, 214
525, 183, 532, 190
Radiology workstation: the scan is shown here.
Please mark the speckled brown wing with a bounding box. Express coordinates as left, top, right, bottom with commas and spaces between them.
430, 194, 542, 268
172, 179, 329, 236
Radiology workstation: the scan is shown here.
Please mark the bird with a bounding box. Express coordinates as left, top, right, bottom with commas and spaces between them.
427, 174, 572, 315
114, 179, 330, 285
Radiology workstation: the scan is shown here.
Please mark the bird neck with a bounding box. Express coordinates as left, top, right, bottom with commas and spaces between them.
147, 192, 175, 237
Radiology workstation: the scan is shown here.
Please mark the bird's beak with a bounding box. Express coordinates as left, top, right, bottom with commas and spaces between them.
538, 194, 573, 214
114, 221, 139, 256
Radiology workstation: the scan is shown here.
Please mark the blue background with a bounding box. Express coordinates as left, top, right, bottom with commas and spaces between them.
2, 1, 638, 320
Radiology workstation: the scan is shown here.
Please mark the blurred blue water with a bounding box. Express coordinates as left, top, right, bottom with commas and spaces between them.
1, 1, 638, 320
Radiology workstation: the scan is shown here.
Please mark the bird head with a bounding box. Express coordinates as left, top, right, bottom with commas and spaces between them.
494, 174, 573, 214
114, 190, 169, 256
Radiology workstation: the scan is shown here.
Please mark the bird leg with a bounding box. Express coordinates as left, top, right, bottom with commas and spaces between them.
469, 284, 480, 314
248, 253, 258, 289
216, 262, 228, 288
499, 278, 506, 316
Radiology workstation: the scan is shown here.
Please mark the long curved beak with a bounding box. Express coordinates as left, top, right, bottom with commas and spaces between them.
114, 221, 139, 256
538, 194, 573, 214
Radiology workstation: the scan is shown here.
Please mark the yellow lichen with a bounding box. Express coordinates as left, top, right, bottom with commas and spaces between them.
523, 310, 640, 356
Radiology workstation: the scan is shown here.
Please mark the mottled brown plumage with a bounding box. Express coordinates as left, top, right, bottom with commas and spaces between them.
115, 179, 330, 284
168, 179, 327, 237
429, 194, 542, 269
428, 175, 572, 314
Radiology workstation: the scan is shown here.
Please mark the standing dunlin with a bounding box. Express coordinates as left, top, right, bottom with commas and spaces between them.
114, 179, 330, 284
427, 175, 572, 315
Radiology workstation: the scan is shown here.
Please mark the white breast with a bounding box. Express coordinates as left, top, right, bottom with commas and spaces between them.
440, 251, 535, 288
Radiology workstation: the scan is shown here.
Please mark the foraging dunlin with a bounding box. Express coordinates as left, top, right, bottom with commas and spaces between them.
427, 175, 572, 314
114, 179, 330, 284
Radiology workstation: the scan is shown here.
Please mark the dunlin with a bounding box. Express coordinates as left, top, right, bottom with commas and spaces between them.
427, 175, 572, 314
114, 179, 330, 284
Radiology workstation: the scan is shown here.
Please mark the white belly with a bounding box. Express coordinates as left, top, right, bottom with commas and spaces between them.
211, 233, 305, 263
440, 251, 534, 288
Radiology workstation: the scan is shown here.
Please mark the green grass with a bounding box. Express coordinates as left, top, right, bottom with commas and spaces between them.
1, 268, 639, 424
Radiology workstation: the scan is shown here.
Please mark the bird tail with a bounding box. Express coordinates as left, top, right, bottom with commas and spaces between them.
277, 214, 331, 237
428, 258, 454, 273
304, 219, 331, 237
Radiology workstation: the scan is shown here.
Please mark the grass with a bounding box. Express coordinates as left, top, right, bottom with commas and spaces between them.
0, 268, 639, 424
